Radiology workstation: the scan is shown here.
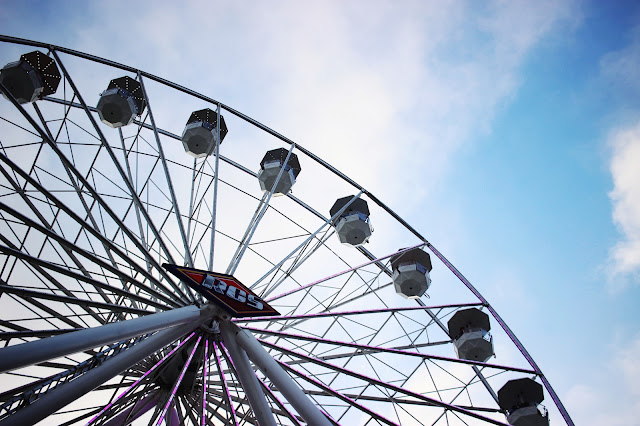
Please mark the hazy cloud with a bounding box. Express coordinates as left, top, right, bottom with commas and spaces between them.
565, 334, 640, 425
601, 24, 640, 98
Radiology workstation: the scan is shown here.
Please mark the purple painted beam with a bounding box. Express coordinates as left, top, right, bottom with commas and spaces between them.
256, 375, 303, 426
102, 392, 159, 426
234, 303, 484, 323
215, 343, 241, 426
156, 336, 202, 425
277, 358, 397, 426
202, 339, 208, 426
244, 326, 535, 374
257, 337, 509, 426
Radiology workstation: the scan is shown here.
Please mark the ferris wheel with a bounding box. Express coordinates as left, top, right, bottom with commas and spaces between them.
0, 35, 574, 426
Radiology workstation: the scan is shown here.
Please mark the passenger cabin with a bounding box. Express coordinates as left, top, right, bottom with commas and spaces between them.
498, 378, 549, 426
181, 108, 228, 158
0, 51, 60, 104
258, 148, 301, 196
447, 308, 494, 362
390, 248, 432, 298
329, 196, 373, 246
96, 76, 146, 128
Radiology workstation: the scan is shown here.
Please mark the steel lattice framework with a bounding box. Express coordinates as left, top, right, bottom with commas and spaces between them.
0, 35, 574, 426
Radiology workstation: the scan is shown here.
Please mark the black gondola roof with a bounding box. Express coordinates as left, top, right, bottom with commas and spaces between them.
498, 378, 544, 411
447, 308, 491, 339
186, 108, 228, 142
390, 248, 432, 272
107, 76, 146, 114
21, 51, 61, 97
260, 148, 302, 177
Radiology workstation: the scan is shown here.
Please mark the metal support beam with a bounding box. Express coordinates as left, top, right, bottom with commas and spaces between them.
219, 323, 276, 426
243, 326, 535, 374
208, 103, 222, 271
226, 144, 296, 275
0, 305, 206, 374
48, 51, 194, 304
137, 73, 194, 271
225, 322, 332, 426
251, 190, 364, 293
0, 282, 151, 316
0, 315, 209, 426
258, 338, 508, 425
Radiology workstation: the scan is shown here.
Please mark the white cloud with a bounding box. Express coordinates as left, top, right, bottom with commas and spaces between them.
601, 23, 640, 291
565, 335, 640, 426
27, 0, 576, 215
607, 119, 640, 290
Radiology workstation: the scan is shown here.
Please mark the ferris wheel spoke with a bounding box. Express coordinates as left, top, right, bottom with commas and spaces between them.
236, 303, 483, 325
260, 227, 335, 300
0, 282, 151, 316
217, 331, 276, 426
226, 191, 269, 274
211, 342, 239, 426
226, 144, 296, 276
257, 338, 509, 426
252, 327, 535, 374
0, 314, 207, 426
101, 389, 160, 426
0, 243, 170, 311
57, 407, 104, 426
202, 394, 248, 426
137, 75, 195, 275
216, 344, 261, 425
250, 190, 364, 294
0, 202, 180, 308
116, 127, 153, 276
155, 335, 201, 425
0, 233, 113, 325
180, 396, 202, 426
0, 131, 189, 306
87, 331, 197, 425
265, 243, 424, 304
276, 358, 399, 426
430, 366, 498, 425
46, 52, 194, 304
256, 375, 305, 426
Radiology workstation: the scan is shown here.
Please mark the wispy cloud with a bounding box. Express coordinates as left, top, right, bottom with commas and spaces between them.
27, 0, 576, 214
601, 24, 640, 98
607, 120, 640, 290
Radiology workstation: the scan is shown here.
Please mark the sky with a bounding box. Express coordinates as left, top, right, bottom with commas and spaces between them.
0, 1, 639, 424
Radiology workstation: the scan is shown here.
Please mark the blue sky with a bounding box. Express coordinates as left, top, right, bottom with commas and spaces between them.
1, 1, 639, 424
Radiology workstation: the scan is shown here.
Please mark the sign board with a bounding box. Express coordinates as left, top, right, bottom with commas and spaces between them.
163, 264, 279, 318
